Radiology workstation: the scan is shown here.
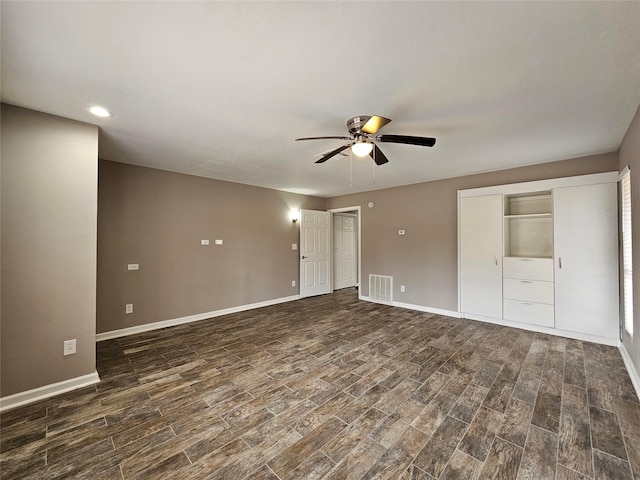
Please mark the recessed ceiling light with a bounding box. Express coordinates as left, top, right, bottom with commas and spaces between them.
87, 106, 113, 118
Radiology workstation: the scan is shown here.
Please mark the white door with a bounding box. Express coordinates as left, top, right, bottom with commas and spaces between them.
553, 183, 619, 339
333, 214, 357, 290
300, 209, 331, 298
459, 194, 503, 318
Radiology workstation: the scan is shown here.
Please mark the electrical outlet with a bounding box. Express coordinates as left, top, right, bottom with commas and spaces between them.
292, 280, 296, 287
125, 303, 133, 314
63, 339, 76, 356
400, 285, 406, 293
201, 239, 210, 245
127, 263, 139, 270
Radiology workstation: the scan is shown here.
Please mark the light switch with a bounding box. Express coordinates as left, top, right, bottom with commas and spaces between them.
292, 243, 298, 250
201, 239, 210, 245
215, 239, 223, 245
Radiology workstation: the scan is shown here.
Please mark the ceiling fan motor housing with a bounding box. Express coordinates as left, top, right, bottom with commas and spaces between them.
347, 116, 372, 136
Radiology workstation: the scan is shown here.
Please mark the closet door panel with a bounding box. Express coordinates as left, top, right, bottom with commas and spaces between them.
553, 183, 619, 339
459, 195, 503, 318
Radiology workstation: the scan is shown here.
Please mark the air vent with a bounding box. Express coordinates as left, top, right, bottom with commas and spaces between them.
369, 274, 393, 304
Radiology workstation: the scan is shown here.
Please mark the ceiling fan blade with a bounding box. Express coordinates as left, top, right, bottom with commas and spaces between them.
361, 115, 392, 135
315, 143, 352, 163
370, 144, 389, 165
296, 136, 352, 141
377, 134, 436, 147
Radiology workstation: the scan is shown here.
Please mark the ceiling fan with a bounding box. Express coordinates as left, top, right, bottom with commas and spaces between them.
295, 115, 436, 165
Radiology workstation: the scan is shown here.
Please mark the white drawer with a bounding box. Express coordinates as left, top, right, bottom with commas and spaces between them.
503, 299, 554, 328
503, 257, 553, 281
503, 278, 554, 304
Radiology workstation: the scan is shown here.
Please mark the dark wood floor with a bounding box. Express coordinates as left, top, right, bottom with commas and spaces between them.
2, 289, 639, 479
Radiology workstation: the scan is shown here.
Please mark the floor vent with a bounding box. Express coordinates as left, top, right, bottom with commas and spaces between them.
369, 274, 393, 304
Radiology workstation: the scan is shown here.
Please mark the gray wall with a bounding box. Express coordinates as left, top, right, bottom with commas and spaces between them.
97, 160, 326, 334
1, 102, 629, 402
1, 105, 98, 397
327, 152, 619, 312
619, 105, 640, 376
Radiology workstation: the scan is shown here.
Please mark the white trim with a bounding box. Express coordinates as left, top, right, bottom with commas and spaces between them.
329, 206, 362, 294
363, 293, 618, 345
96, 295, 300, 341
619, 165, 631, 181
619, 342, 640, 401
360, 295, 461, 317
458, 171, 618, 198
360, 294, 393, 306
393, 300, 462, 318
619, 167, 634, 339
457, 190, 461, 313
0, 371, 100, 412
462, 313, 619, 346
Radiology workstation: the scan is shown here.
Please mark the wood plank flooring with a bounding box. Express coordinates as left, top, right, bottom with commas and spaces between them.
2, 289, 639, 479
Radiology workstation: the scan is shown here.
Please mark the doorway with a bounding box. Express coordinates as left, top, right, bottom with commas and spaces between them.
329, 206, 361, 292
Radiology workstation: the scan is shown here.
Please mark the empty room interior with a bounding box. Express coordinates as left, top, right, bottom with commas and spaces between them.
2, 2, 640, 479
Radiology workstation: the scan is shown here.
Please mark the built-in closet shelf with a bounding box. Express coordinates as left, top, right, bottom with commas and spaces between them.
504, 255, 552, 260
503, 191, 553, 258
503, 192, 553, 216
504, 213, 552, 219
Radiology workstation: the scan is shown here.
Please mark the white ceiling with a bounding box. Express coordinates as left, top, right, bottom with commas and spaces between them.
2, 1, 639, 197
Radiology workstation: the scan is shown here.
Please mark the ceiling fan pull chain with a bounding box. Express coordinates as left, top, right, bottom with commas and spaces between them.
372, 157, 376, 185
349, 150, 353, 188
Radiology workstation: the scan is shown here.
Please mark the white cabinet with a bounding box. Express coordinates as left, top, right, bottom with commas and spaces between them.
503, 257, 553, 281
502, 258, 554, 327
503, 278, 554, 304
459, 195, 503, 318
553, 183, 619, 339
458, 172, 620, 344
503, 300, 555, 328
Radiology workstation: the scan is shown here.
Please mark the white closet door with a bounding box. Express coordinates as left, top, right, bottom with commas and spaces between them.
553, 183, 619, 339
459, 194, 503, 318
333, 214, 356, 290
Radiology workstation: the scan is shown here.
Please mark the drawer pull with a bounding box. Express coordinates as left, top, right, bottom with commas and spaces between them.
520, 302, 535, 306
558, 257, 562, 269
520, 258, 533, 262
520, 280, 533, 284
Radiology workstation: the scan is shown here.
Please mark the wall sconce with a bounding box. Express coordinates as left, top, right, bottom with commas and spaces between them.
290, 210, 300, 223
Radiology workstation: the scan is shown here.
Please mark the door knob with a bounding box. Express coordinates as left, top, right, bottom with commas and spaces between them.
301, 256, 308, 259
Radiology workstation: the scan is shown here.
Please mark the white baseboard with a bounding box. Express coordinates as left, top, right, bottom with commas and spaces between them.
462, 313, 619, 346
0, 371, 100, 413
359, 295, 462, 318
392, 300, 462, 318
96, 295, 300, 341
359, 300, 617, 347
619, 342, 640, 401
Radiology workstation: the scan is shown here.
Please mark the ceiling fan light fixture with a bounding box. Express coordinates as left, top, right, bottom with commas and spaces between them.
351, 141, 373, 157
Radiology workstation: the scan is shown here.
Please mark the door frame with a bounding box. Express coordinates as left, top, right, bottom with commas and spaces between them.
328, 206, 362, 293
